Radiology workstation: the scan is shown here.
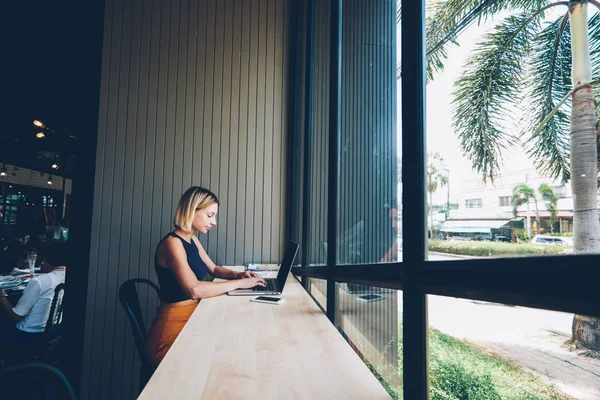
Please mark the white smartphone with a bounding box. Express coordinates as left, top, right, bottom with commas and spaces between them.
251, 296, 285, 305
355, 294, 385, 303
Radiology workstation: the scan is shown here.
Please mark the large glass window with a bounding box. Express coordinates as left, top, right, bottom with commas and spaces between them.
0, 194, 21, 226
426, 1, 600, 257
296, 0, 401, 396
294, 1, 600, 399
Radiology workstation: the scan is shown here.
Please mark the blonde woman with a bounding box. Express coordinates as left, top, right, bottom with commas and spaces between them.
147, 186, 266, 365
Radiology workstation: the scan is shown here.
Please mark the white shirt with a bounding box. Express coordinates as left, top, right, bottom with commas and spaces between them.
13, 268, 66, 333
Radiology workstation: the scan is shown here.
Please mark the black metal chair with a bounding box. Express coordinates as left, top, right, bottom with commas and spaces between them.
119, 278, 159, 394
42, 283, 65, 366
0, 362, 77, 400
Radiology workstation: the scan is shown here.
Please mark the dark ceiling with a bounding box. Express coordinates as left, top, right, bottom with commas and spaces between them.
1, 1, 104, 178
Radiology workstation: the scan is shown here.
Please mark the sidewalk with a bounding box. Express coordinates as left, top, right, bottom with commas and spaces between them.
480, 328, 600, 400
427, 295, 600, 400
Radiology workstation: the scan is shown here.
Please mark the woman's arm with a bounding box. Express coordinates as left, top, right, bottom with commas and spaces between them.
162, 238, 265, 299
192, 237, 259, 280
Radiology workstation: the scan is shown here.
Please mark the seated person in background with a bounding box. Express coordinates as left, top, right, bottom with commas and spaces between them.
0, 241, 67, 366
53, 217, 69, 241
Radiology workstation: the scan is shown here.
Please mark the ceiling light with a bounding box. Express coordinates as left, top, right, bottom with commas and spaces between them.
36, 132, 45, 139
47, 175, 53, 185
33, 120, 45, 128
0, 164, 6, 177
52, 162, 59, 170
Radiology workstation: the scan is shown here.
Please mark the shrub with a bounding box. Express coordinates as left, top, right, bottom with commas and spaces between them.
428, 240, 565, 257
516, 230, 529, 242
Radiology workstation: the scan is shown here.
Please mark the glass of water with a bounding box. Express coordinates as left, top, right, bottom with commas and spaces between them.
27, 252, 37, 275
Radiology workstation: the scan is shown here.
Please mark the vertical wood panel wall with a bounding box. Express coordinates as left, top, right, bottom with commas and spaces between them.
81, 1, 293, 398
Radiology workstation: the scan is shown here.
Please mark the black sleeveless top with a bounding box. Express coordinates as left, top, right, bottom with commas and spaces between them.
155, 232, 209, 303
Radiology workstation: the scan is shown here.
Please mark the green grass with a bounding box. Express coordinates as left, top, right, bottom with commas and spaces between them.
377, 322, 573, 399
428, 328, 571, 400
428, 239, 567, 257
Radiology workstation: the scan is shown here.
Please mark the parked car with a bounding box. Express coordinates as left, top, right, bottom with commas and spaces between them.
531, 235, 573, 246
493, 235, 511, 243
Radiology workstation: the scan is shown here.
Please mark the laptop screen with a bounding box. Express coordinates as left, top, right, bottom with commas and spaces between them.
276, 241, 299, 289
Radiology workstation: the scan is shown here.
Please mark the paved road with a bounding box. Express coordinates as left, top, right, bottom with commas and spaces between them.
410, 252, 600, 399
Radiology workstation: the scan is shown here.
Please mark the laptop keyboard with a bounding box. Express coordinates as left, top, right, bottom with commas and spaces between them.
253, 279, 278, 292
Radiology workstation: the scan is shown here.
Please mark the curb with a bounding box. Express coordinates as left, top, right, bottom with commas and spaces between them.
428, 251, 487, 259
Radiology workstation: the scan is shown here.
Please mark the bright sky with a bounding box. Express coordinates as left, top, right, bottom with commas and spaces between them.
412, 8, 569, 205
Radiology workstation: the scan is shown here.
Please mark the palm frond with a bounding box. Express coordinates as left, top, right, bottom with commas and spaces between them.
521, 13, 571, 183
538, 183, 558, 204
511, 183, 535, 217
426, 0, 552, 81
453, 13, 542, 182
538, 183, 558, 222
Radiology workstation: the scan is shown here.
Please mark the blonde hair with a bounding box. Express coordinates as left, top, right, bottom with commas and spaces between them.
174, 187, 219, 232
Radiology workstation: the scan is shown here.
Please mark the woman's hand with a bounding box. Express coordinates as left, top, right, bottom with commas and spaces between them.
237, 277, 267, 289
237, 270, 261, 279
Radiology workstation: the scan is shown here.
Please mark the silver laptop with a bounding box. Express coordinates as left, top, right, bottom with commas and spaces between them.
227, 241, 299, 296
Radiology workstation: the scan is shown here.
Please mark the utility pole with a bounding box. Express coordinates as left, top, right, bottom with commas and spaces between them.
446, 169, 450, 219
525, 174, 531, 238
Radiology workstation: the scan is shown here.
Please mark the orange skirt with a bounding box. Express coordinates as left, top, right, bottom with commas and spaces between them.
147, 301, 198, 365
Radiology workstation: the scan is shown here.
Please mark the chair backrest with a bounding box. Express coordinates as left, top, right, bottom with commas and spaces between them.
37, 282, 66, 366
45, 282, 65, 336
0, 362, 77, 400
119, 278, 160, 377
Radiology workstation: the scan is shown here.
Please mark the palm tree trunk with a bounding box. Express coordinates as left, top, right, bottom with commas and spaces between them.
569, 1, 600, 350
526, 202, 531, 238
570, 3, 600, 254
533, 198, 541, 235
429, 191, 434, 238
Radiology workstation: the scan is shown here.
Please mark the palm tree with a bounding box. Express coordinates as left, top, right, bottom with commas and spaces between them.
511, 183, 560, 236
427, 153, 448, 238
511, 184, 539, 238
539, 183, 559, 232
427, 0, 600, 349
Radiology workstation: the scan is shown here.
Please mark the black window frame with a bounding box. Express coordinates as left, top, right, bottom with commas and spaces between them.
291, 0, 600, 398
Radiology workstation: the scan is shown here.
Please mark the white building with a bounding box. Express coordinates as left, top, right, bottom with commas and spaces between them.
442, 168, 575, 239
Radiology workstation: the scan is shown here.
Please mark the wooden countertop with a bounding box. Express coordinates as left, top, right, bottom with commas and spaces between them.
139, 268, 391, 399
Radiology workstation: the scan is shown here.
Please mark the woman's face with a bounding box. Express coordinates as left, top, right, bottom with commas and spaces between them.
193, 203, 219, 234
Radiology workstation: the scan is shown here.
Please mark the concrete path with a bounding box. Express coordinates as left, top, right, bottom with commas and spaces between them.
427, 295, 600, 400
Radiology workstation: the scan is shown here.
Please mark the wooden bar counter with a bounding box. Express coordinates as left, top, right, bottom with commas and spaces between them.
139, 268, 392, 399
